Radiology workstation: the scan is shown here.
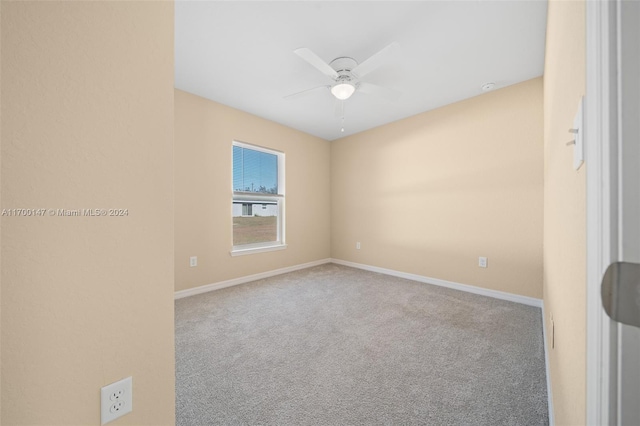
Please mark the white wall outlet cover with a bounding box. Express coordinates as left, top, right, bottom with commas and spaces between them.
190, 256, 197, 267
479, 257, 488, 268
101, 376, 133, 425
573, 96, 584, 170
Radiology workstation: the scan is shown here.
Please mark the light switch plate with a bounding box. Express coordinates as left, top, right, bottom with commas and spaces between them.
573, 97, 584, 170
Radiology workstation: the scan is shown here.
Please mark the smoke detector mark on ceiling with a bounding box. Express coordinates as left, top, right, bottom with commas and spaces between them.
481, 82, 496, 92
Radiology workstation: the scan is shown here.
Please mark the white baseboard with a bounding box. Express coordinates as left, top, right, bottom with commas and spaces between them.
540, 302, 555, 426
175, 257, 543, 307
330, 258, 543, 308
174, 258, 332, 300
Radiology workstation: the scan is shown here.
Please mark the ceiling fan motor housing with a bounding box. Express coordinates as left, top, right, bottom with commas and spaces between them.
330, 57, 358, 82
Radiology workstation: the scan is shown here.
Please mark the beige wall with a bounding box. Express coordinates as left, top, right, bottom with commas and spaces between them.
174, 90, 331, 292
1, 2, 175, 425
543, 1, 586, 424
0, 1, 3, 419
331, 78, 544, 299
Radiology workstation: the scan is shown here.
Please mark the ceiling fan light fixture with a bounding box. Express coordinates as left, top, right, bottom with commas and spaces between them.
331, 82, 356, 100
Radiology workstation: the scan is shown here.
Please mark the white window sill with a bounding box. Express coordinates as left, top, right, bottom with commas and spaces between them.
230, 243, 287, 257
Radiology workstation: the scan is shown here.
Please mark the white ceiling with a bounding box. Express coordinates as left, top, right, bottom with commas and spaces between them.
175, 1, 547, 141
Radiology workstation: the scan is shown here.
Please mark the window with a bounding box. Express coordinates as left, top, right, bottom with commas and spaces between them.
232, 141, 285, 255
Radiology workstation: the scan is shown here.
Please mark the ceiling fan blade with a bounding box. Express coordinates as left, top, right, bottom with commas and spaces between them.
294, 48, 339, 80
351, 42, 399, 79
284, 85, 329, 100
358, 82, 401, 101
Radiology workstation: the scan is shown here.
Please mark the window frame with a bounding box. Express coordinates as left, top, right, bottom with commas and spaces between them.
230, 141, 286, 256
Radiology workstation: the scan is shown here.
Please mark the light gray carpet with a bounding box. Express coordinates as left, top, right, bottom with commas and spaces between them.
175, 264, 549, 425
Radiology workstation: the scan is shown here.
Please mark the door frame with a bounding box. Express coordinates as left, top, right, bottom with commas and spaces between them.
585, 0, 626, 424
585, 0, 613, 424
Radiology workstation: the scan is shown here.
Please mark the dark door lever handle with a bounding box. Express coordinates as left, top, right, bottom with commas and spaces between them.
602, 261, 640, 328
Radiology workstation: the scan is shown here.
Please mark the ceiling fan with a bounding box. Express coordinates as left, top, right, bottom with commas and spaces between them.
285, 42, 401, 103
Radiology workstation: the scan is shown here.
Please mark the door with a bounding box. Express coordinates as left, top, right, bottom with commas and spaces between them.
617, 1, 640, 423
586, 1, 640, 424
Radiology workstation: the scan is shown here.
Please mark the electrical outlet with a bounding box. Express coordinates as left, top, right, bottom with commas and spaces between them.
101, 376, 132, 425
356, 242, 361, 250
478, 257, 488, 268
110, 389, 124, 401
190, 256, 197, 267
